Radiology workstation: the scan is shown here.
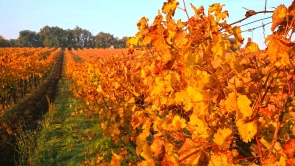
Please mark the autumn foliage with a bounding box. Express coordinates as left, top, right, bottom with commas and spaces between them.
0, 47, 60, 110
65, 0, 295, 165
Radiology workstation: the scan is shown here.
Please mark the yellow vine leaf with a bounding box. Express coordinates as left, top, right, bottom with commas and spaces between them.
244, 37, 260, 53
150, 135, 165, 161
177, 19, 185, 29
183, 100, 193, 112
213, 128, 232, 146
187, 151, 202, 165
110, 151, 123, 166
143, 35, 152, 45
174, 31, 188, 48
224, 92, 238, 113
151, 81, 164, 96
187, 86, 203, 102
265, 35, 278, 63
276, 52, 291, 67
114, 82, 120, 89
170, 71, 180, 86
175, 85, 203, 112
236, 119, 257, 143
141, 69, 146, 78
208, 153, 237, 166
178, 138, 195, 154
189, 114, 201, 126
263, 155, 286, 166
260, 137, 271, 149
137, 160, 155, 166
271, 4, 287, 31
166, 30, 175, 45
153, 10, 163, 25
136, 133, 153, 161
137, 17, 149, 30
164, 142, 179, 165
216, 10, 229, 22
190, 3, 199, 16
195, 70, 210, 91
232, 26, 244, 44
109, 124, 120, 137
208, 3, 224, 15
211, 55, 222, 69
178, 138, 202, 165
162, 0, 179, 16
227, 76, 244, 91
128, 37, 139, 45
189, 114, 210, 138
193, 102, 207, 115
162, 50, 173, 62
175, 90, 188, 104
166, 19, 177, 31
186, 52, 198, 68
237, 95, 252, 118
172, 115, 186, 130
96, 85, 103, 93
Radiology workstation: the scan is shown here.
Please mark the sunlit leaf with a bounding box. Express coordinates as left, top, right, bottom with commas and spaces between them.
271, 4, 287, 31
136, 133, 153, 160
110, 151, 123, 166
236, 119, 257, 143
172, 115, 186, 129
213, 128, 232, 146
233, 26, 244, 44
237, 95, 252, 118
244, 37, 260, 53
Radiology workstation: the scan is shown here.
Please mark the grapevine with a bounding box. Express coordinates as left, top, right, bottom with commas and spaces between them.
0, 47, 61, 111
64, 0, 295, 165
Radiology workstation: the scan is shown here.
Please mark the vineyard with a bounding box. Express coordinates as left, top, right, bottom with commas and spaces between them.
0, 47, 63, 165
1, 0, 295, 165
0, 47, 60, 112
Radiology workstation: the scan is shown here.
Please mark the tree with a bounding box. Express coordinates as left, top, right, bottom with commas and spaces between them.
12, 26, 126, 48
81, 29, 94, 48
64, 29, 75, 50
95, 32, 115, 48
9, 39, 18, 47
116, 36, 128, 48
39, 26, 65, 48
18, 30, 43, 47
0, 36, 11, 47
73, 26, 83, 49
39, 26, 54, 47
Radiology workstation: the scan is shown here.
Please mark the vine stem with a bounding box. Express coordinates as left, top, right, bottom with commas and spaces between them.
182, 0, 190, 20
255, 135, 263, 162
177, 0, 190, 20
179, 144, 216, 163
268, 111, 281, 156
112, 73, 138, 98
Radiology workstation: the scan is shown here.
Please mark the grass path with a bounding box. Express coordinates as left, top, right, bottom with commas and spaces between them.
25, 55, 117, 166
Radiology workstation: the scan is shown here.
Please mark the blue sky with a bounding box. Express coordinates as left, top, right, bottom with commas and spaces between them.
0, 0, 291, 49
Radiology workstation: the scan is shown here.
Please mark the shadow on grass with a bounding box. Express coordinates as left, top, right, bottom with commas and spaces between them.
16, 78, 137, 165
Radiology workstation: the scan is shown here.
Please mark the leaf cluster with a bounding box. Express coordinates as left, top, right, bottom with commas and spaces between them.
65, 1, 295, 165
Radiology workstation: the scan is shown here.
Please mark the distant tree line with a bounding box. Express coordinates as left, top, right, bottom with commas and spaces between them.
0, 25, 129, 49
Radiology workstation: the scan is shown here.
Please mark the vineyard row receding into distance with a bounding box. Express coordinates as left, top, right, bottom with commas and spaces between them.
1, 0, 295, 165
